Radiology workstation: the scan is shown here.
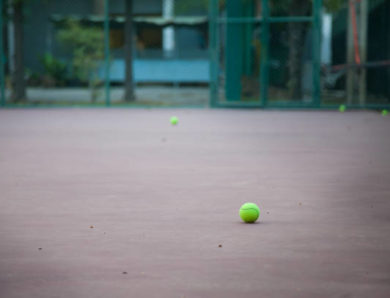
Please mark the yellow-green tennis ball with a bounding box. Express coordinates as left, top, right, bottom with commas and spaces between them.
339, 105, 346, 112
170, 116, 178, 125
239, 203, 260, 223
381, 110, 388, 116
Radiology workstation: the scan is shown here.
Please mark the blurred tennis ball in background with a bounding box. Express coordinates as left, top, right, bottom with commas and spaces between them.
239, 203, 260, 223
170, 116, 178, 125
382, 110, 388, 116
339, 105, 346, 112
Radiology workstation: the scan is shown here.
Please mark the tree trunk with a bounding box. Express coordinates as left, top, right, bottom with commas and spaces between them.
11, 0, 26, 102
124, 0, 135, 101
287, 0, 311, 101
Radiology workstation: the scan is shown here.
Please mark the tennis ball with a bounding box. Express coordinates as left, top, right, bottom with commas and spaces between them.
381, 109, 388, 116
239, 203, 260, 223
170, 116, 178, 125
339, 105, 346, 112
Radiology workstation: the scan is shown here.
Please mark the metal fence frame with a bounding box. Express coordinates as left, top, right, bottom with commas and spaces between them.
0, 0, 389, 109
208, 0, 390, 109
0, 0, 5, 106
209, 0, 323, 108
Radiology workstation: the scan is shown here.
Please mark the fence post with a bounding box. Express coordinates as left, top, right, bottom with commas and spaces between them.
312, 0, 322, 107
0, 0, 5, 107
260, 0, 270, 107
104, 0, 110, 106
359, 0, 368, 107
209, 0, 218, 107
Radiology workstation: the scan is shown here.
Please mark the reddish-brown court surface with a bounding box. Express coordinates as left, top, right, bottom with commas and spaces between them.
0, 109, 390, 298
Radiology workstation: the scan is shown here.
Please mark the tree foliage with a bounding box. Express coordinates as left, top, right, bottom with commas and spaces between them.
174, 0, 209, 15
40, 53, 67, 87
57, 20, 104, 102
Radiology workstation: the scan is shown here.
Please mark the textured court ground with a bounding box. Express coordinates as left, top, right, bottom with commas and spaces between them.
0, 109, 389, 298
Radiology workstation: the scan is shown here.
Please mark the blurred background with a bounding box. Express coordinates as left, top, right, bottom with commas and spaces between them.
0, 0, 389, 108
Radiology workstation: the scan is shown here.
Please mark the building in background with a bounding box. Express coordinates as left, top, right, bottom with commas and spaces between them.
16, 0, 209, 85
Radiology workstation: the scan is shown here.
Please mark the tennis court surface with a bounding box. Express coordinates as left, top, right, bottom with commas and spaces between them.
1, 109, 389, 298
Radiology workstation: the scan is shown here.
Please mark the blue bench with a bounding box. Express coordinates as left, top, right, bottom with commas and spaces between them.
99, 59, 210, 83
